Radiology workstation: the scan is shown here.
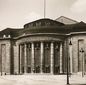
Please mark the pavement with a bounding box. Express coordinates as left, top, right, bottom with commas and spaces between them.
0, 74, 86, 85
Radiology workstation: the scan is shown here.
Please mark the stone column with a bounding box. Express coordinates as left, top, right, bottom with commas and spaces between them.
24, 43, 27, 73
50, 42, 54, 74
82, 51, 85, 77
19, 44, 22, 74
69, 44, 73, 73
40, 42, 44, 73
18, 44, 20, 74
60, 42, 63, 73
31, 42, 35, 73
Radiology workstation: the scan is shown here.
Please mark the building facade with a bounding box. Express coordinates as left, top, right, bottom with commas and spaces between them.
0, 17, 86, 75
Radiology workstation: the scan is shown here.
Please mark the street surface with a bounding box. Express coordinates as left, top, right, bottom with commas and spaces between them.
0, 74, 86, 85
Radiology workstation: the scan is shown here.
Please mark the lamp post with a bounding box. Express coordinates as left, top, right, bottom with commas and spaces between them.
80, 48, 84, 77
67, 40, 72, 85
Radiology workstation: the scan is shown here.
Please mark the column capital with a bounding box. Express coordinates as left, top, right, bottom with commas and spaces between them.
51, 41, 54, 43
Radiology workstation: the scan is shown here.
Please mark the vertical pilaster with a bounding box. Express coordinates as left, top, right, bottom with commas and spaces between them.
69, 45, 73, 73
19, 44, 20, 74
31, 42, 35, 73
60, 42, 63, 73
82, 51, 85, 77
80, 48, 85, 77
24, 44, 27, 73
19, 44, 22, 74
40, 42, 44, 73
50, 42, 54, 74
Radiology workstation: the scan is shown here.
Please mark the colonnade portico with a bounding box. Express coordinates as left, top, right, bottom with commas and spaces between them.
18, 41, 63, 74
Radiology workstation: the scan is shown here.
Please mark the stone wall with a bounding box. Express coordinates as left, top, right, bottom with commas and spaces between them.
0, 40, 11, 74
68, 34, 86, 73
2, 34, 86, 74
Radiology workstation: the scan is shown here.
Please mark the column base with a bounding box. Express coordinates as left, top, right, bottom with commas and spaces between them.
40, 72, 44, 74
60, 71, 63, 74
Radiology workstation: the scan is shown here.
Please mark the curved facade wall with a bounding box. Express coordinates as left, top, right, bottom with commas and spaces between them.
13, 34, 66, 74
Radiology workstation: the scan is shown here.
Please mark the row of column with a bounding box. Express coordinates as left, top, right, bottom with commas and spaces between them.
19, 42, 63, 74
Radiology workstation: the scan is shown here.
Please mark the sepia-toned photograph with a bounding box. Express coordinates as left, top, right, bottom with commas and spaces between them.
0, 0, 86, 85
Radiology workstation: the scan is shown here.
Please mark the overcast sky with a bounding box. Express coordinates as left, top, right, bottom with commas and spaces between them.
0, 0, 86, 30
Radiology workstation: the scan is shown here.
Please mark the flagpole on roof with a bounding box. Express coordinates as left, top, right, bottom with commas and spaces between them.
44, 0, 46, 18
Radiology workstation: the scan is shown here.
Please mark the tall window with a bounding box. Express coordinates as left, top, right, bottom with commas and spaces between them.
78, 39, 84, 72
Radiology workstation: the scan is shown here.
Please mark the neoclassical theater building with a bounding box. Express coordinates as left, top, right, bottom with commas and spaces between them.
0, 16, 86, 75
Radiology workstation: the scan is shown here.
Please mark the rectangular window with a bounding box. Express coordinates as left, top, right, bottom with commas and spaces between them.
78, 39, 84, 72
